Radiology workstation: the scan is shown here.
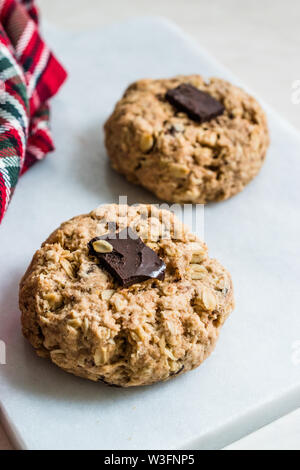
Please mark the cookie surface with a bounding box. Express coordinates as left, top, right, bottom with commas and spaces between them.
104, 75, 269, 203
20, 204, 234, 387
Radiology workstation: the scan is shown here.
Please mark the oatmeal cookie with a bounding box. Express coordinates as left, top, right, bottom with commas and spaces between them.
104, 75, 269, 203
20, 204, 234, 387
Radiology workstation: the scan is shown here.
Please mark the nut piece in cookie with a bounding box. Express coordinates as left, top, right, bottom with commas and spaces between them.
104, 75, 269, 204
19, 204, 235, 388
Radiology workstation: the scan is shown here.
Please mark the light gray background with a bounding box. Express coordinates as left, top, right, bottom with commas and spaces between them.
39, 0, 300, 131
1, 0, 300, 450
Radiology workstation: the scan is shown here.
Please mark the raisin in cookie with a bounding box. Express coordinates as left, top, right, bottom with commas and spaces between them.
104, 75, 269, 203
20, 204, 234, 387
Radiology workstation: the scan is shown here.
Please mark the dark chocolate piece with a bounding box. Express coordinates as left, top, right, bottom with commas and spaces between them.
165, 84, 225, 123
88, 227, 166, 288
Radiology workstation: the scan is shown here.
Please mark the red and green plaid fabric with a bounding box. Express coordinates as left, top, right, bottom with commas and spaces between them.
0, 0, 67, 224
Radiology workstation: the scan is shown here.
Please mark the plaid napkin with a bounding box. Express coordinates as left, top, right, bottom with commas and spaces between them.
0, 0, 67, 224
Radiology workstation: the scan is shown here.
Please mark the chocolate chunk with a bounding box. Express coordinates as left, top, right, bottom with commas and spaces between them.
88, 227, 166, 288
165, 84, 225, 123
